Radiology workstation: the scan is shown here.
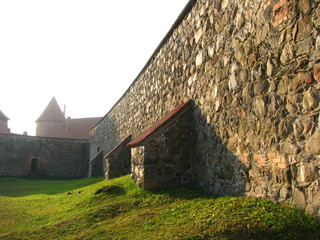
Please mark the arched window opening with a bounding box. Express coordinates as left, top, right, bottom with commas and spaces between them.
31, 158, 38, 171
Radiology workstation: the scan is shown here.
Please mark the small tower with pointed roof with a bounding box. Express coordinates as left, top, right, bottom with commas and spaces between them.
0, 110, 10, 134
35, 97, 66, 137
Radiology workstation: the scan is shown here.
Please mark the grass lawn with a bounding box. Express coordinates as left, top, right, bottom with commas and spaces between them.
0, 175, 319, 240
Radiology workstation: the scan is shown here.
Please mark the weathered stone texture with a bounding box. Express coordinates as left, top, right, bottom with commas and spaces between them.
105, 146, 131, 180
90, 0, 320, 215
131, 110, 195, 190
88, 150, 104, 178
0, 133, 89, 177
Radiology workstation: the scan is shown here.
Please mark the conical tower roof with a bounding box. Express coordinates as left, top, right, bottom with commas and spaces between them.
36, 97, 66, 122
0, 110, 9, 120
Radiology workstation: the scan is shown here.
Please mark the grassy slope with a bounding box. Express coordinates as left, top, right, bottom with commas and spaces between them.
0, 176, 319, 240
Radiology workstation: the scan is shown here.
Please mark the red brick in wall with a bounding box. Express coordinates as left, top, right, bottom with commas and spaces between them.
272, 0, 294, 26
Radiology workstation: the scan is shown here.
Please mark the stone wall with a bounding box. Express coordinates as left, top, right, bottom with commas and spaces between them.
88, 150, 104, 178
0, 133, 89, 178
131, 108, 196, 190
90, 0, 320, 215
105, 136, 131, 180
105, 147, 131, 180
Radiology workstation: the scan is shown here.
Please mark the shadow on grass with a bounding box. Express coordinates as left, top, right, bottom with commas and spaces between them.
149, 184, 215, 201
94, 184, 126, 196
145, 186, 320, 240
211, 226, 320, 240
0, 176, 105, 197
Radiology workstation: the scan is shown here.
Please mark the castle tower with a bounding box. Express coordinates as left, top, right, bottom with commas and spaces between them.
35, 97, 66, 137
0, 110, 10, 134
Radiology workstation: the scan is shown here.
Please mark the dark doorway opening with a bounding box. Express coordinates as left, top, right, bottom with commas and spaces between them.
31, 158, 38, 171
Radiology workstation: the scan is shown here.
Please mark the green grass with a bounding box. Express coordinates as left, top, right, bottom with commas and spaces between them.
0, 176, 319, 240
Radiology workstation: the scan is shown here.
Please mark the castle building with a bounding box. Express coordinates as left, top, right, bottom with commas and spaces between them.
0, 0, 319, 216
0, 110, 10, 134
36, 97, 101, 140
89, 0, 320, 216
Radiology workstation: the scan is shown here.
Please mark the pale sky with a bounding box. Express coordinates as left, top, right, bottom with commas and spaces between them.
0, 0, 189, 135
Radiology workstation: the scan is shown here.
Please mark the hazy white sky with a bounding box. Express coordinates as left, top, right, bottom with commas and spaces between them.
0, 0, 189, 135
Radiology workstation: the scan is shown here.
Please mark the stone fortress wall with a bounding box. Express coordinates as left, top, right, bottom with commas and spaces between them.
0, 133, 89, 178
90, 0, 320, 215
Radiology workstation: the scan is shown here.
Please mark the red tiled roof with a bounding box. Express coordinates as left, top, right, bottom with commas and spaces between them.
49, 117, 102, 140
127, 99, 192, 147
0, 110, 9, 120
36, 97, 66, 122
66, 117, 101, 139
104, 135, 132, 159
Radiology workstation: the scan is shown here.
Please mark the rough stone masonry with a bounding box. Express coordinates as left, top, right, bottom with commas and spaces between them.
0, 133, 89, 177
90, 0, 320, 216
